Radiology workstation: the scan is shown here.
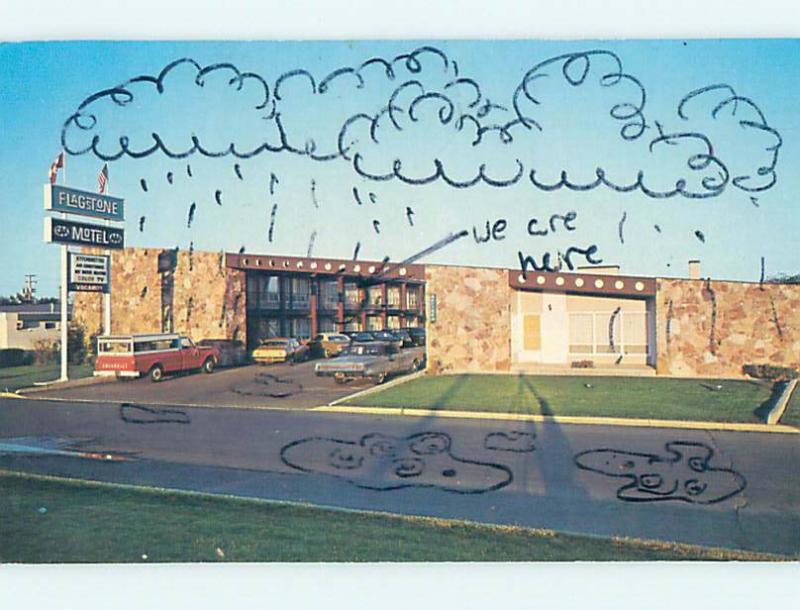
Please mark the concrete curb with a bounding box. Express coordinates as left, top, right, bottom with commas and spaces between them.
312, 404, 800, 434
328, 369, 426, 407
767, 379, 798, 425
17, 375, 113, 395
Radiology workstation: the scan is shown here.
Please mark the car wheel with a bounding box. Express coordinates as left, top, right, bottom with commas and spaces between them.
334, 375, 347, 385
149, 365, 164, 383
322, 349, 330, 358
375, 372, 387, 385
411, 359, 420, 372
202, 357, 215, 374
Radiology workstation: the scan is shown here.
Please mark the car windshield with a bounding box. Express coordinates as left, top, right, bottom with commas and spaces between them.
261, 340, 289, 347
345, 344, 385, 356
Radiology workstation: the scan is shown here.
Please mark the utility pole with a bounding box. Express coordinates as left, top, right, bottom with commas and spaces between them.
22, 274, 37, 302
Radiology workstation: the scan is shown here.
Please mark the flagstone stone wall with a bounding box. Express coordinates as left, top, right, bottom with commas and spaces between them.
425, 265, 512, 373
72, 247, 245, 351
655, 278, 800, 377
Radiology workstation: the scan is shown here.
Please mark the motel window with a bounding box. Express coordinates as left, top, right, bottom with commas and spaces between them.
622, 313, 648, 354
406, 287, 419, 309
320, 281, 338, 309
387, 316, 400, 330
569, 313, 594, 354
44, 322, 57, 330
387, 286, 401, 307
569, 311, 648, 356
258, 318, 281, 339
291, 318, 311, 339
594, 313, 621, 354
254, 276, 280, 309
368, 287, 383, 306
344, 282, 360, 306
367, 316, 383, 331
290, 278, 310, 308
343, 319, 362, 332
318, 317, 336, 332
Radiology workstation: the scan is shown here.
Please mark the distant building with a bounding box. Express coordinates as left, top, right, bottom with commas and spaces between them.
0, 303, 68, 350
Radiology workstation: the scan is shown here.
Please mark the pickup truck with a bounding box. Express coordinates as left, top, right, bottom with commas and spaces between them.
315, 341, 423, 384
94, 333, 221, 382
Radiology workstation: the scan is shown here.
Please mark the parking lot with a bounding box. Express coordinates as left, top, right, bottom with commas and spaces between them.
25, 359, 380, 410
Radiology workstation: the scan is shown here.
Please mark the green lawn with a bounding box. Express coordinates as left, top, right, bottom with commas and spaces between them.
0, 363, 92, 392
780, 383, 800, 428
0, 472, 776, 562
347, 374, 775, 423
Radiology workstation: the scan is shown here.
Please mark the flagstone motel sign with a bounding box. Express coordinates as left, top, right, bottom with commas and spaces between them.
44, 182, 125, 381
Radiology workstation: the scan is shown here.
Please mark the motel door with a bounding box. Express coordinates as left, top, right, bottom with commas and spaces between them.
513, 291, 568, 364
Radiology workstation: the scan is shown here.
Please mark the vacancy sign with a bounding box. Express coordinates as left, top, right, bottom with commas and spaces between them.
68, 253, 110, 293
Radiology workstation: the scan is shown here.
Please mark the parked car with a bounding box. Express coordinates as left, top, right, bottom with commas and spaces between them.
308, 333, 351, 358
407, 327, 426, 347
315, 341, 423, 384
370, 331, 403, 350
346, 331, 376, 343
94, 333, 220, 382
251, 337, 309, 364
197, 338, 247, 367
391, 329, 415, 348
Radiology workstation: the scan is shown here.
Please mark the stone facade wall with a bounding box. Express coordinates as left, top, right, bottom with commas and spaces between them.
425, 265, 511, 373
656, 278, 800, 377
171, 250, 246, 342
72, 247, 245, 348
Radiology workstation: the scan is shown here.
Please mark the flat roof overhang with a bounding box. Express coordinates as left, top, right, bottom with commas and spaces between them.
225, 253, 425, 281
509, 270, 656, 298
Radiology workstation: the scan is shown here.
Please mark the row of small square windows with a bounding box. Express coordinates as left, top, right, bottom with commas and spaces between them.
241, 258, 408, 276
517, 274, 646, 292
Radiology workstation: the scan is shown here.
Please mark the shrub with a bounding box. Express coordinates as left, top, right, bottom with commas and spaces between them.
0, 348, 34, 368
33, 339, 59, 364
742, 364, 798, 382
571, 360, 595, 369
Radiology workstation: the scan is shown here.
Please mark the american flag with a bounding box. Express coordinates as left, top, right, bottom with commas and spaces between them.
48, 152, 64, 184
98, 163, 108, 194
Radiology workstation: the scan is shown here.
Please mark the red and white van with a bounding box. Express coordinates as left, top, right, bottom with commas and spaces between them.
94, 333, 221, 382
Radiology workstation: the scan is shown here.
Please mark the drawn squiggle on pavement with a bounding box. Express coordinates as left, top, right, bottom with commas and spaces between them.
574, 441, 746, 504
281, 431, 513, 494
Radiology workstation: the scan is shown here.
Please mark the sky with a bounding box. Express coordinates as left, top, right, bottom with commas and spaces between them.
1, 38, 799, 297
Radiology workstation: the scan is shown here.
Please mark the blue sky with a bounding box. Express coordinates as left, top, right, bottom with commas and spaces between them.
1, 38, 798, 297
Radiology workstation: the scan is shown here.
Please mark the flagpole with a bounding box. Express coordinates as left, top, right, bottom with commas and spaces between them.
103, 165, 111, 336
59, 150, 68, 382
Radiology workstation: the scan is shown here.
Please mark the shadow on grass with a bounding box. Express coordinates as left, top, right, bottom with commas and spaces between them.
753, 382, 786, 423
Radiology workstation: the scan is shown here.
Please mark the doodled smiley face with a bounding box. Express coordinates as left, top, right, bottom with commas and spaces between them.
574, 441, 746, 504
280, 431, 512, 494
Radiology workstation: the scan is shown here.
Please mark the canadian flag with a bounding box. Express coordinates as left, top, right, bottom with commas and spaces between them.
49, 152, 64, 184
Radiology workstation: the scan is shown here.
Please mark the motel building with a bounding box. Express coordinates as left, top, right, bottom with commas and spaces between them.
72, 247, 800, 379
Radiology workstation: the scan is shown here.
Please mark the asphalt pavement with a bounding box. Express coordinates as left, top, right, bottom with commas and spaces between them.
1, 397, 798, 555
22, 360, 375, 409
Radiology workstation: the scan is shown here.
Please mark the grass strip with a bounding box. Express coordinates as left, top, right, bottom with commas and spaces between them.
0, 471, 783, 563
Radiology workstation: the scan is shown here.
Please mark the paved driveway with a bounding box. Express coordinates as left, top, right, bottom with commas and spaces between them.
25, 360, 376, 409
1, 398, 799, 555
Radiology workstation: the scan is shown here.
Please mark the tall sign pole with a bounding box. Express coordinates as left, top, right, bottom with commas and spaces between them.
60, 152, 69, 381
102, 165, 111, 336
44, 163, 125, 385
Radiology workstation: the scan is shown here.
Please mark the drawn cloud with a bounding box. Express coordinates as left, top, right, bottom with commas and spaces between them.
61, 58, 281, 160
60, 47, 783, 199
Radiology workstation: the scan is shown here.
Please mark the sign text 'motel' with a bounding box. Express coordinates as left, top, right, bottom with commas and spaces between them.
44, 184, 124, 222
45, 217, 125, 250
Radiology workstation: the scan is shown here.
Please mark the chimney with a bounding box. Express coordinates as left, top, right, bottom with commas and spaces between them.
688, 260, 701, 280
